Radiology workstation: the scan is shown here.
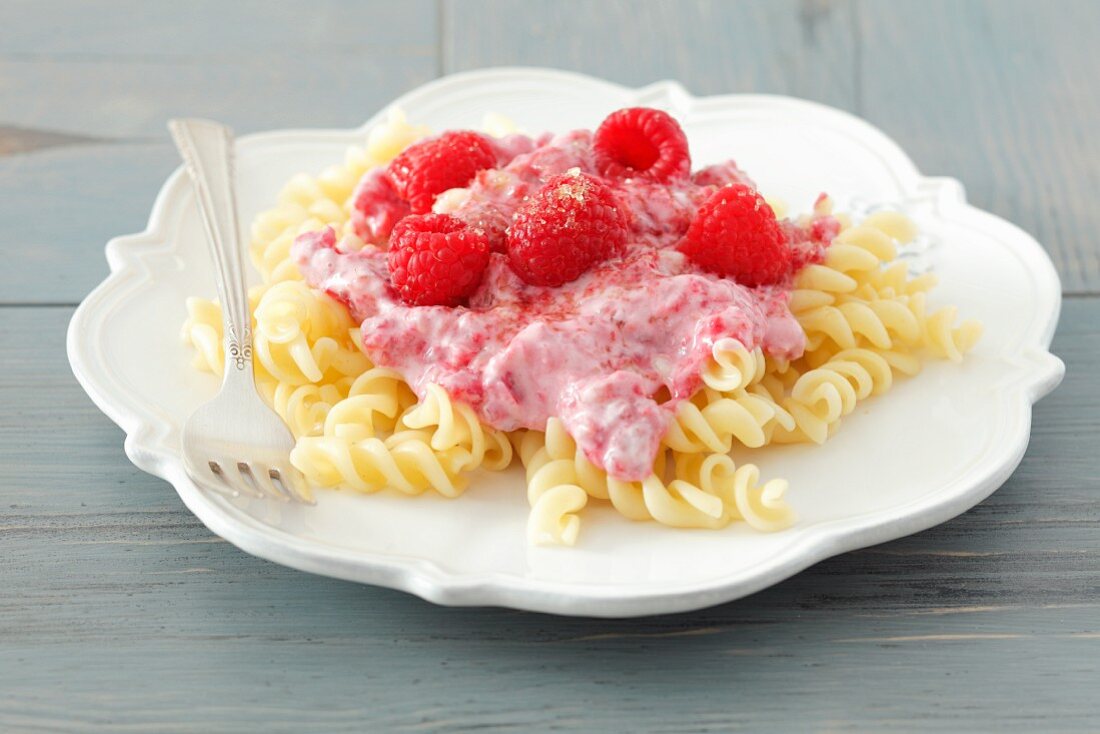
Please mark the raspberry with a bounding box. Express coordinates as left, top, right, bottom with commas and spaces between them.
593, 107, 691, 183
388, 214, 490, 307
507, 170, 629, 287
678, 184, 792, 286
350, 168, 410, 244
388, 131, 497, 214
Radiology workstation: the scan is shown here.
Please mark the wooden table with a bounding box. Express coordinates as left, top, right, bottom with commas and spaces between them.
3, 2, 1097, 730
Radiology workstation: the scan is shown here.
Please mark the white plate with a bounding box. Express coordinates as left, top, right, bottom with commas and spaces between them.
68, 68, 1064, 617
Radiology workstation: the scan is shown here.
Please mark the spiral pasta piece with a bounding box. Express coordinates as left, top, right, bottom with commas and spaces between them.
605, 450, 791, 531
520, 424, 743, 533
518, 420, 597, 545
517, 419, 614, 501
525, 456, 588, 546
925, 308, 983, 362
261, 378, 353, 438
771, 348, 894, 444
252, 281, 370, 385
528, 484, 588, 546
673, 452, 794, 531
610, 471, 726, 529
663, 387, 787, 454
905, 292, 984, 363
249, 177, 346, 284
797, 302, 896, 351
290, 429, 471, 498
322, 367, 417, 441
398, 384, 513, 472
181, 296, 228, 375
364, 108, 431, 166
701, 339, 766, 392
864, 261, 938, 298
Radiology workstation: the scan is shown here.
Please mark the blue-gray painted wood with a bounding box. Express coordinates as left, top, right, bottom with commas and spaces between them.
0, 0, 435, 58
2, 1, 1099, 730
858, 0, 1100, 295
445, 0, 858, 108
1, 302, 1096, 731
0, 0, 438, 139
0, 144, 177, 304
0, 53, 436, 139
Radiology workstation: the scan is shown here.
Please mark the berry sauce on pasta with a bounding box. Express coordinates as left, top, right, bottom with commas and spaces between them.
294, 129, 829, 481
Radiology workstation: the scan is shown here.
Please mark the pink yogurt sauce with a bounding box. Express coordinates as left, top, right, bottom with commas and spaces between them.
294, 129, 831, 481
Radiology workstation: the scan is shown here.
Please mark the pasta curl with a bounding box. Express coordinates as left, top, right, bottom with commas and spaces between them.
770, 348, 894, 444
702, 339, 766, 392
673, 453, 794, 531
290, 430, 471, 498
517, 419, 614, 501
604, 451, 790, 532
322, 367, 416, 441
260, 378, 352, 439
663, 387, 789, 454
252, 281, 370, 385
397, 384, 514, 472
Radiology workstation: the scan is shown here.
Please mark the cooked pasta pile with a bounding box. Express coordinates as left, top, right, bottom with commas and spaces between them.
182, 110, 981, 545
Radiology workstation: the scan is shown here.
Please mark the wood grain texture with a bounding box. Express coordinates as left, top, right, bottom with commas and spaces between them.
1, 302, 1095, 731
0, 53, 435, 139
445, 0, 858, 108
0, 1, 438, 138
0, 126, 106, 157
0, 144, 177, 304
0, 0, 434, 58
858, 0, 1100, 294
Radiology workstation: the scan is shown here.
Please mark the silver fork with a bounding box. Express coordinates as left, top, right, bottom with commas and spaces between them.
170, 118, 313, 504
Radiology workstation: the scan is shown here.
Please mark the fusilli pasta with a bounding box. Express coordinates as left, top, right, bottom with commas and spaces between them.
180, 112, 980, 547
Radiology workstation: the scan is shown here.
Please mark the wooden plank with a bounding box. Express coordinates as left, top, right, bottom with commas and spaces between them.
0, 143, 177, 304
444, 0, 858, 109
0, 53, 437, 140
0, 125, 105, 157
859, 0, 1100, 294
0, 0, 435, 58
1, 300, 1096, 730
0, 1, 438, 139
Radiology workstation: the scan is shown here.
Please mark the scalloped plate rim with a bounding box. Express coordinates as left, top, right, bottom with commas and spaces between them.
67, 66, 1064, 617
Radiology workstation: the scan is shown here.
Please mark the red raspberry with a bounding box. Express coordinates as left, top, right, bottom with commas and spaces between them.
678, 184, 792, 286
507, 170, 629, 287
388, 214, 490, 307
388, 131, 497, 214
593, 107, 691, 183
350, 168, 410, 244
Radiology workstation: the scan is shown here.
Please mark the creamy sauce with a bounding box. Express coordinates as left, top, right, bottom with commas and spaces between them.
294, 129, 827, 480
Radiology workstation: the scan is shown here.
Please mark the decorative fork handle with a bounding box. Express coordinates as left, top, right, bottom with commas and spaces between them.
169, 119, 256, 388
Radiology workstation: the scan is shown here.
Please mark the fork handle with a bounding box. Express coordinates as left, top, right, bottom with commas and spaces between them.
169, 118, 256, 389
